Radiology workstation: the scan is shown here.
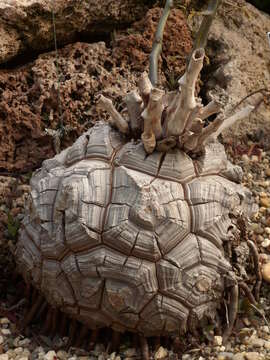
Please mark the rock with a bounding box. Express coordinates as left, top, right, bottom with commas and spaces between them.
0, 335, 3, 345
244, 352, 261, 360
189, 0, 270, 143
0, 318, 10, 325
154, 347, 168, 360
265, 168, 270, 177
0, 355, 8, 360
260, 197, 270, 208
242, 154, 250, 164
123, 349, 137, 357
214, 336, 223, 346
56, 351, 68, 360
233, 354, 246, 360
44, 351, 57, 360
0, 0, 157, 64
217, 352, 234, 360
261, 262, 270, 283
248, 337, 265, 348
1, 329, 11, 336
109, 353, 116, 360
265, 227, 270, 234
113, 8, 192, 78
261, 238, 270, 248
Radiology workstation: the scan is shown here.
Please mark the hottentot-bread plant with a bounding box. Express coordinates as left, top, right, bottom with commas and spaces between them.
16, 0, 260, 356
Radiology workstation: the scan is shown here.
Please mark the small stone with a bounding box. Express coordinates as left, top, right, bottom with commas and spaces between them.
232, 354, 246, 360
18, 357, 28, 360
242, 154, 250, 163
260, 325, 270, 334
22, 350, 30, 357
109, 353, 116, 360
14, 348, 23, 354
251, 223, 264, 234
97, 355, 105, 360
260, 196, 270, 208
1, 329, 11, 336
261, 238, 270, 248
251, 155, 259, 162
0, 318, 10, 325
18, 338, 31, 347
217, 352, 233, 360
262, 262, 270, 283
182, 355, 192, 360
123, 348, 137, 357
249, 337, 265, 348
56, 351, 68, 360
264, 340, 270, 349
44, 351, 57, 360
214, 336, 223, 346
0, 355, 8, 360
0, 336, 3, 345
265, 227, 270, 234
265, 168, 270, 177
154, 346, 168, 360
244, 352, 261, 360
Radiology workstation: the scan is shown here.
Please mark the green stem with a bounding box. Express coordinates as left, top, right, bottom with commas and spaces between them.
149, 0, 174, 86
191, 0, 221, 56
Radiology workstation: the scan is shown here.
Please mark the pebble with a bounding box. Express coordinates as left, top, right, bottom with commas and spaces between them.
1, 329, 11, 336
0, 355, 8, 360
44, 350, 57, 360
217, 352, 233, 360
14, 348, 23, 354
262, 262, 270, 283
260, 196, 270, 208
265, 227, 270, 234
265, 168, 270, 177
0, 335, 3, 345
0, 318, 10, 325
123, 348, 137, 357
245, 352, 261, 360
261, 238, 270, 247
154, 346, 168, 360
232, 354, 246, 360
57, 350, 68, 360
248, 337, 265, 348
214, 336, 223, 346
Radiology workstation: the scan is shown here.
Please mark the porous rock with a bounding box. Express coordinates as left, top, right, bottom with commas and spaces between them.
0, 0, 156, 64
113, 8, 192, 81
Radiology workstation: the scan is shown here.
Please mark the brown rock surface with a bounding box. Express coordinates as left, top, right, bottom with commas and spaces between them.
113, 8, 192, 83
189, 0, 270, 143
0, 0, 155, 64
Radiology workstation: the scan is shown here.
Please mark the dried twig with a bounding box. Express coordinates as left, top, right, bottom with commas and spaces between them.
247, 240, 262, 302
97, 95, 129, 134
223, 284, 239, 343
166, 48, 205, 137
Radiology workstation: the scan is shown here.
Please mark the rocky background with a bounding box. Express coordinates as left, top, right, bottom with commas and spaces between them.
0, 0, 270, 359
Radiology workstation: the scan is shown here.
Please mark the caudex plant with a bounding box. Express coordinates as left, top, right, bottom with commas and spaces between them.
16, 0, 262, 359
